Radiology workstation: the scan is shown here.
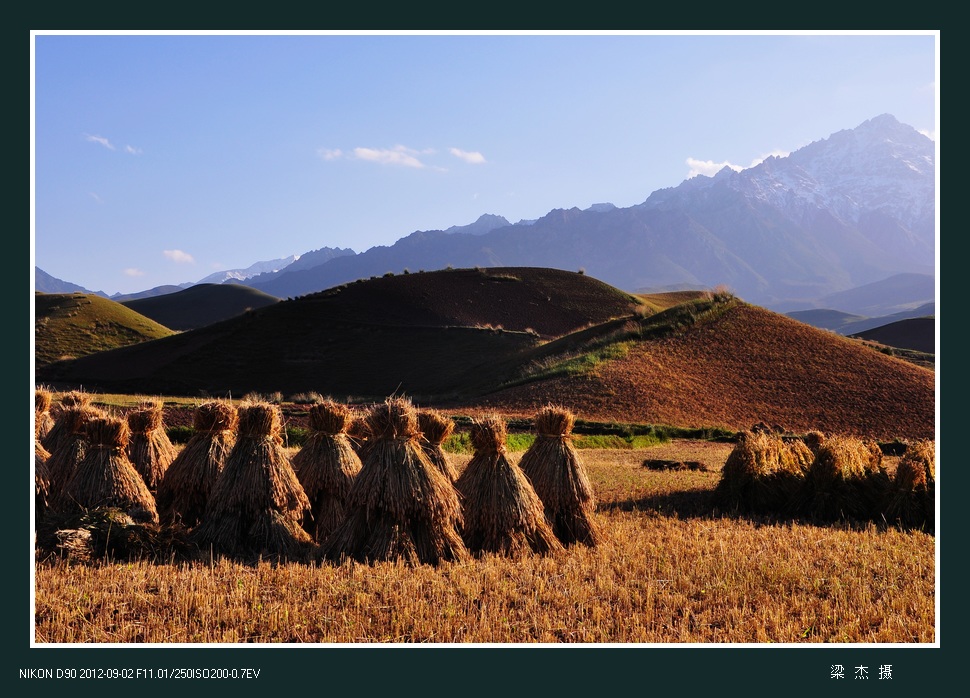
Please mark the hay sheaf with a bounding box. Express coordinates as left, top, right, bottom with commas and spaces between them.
418, 409, 458, 482
51, 414, 159, 524
35, 434, 52, 523
292, 400, 363, 542
191, 403, 312, 561
155, 401, 238, 528
793, 435, 889, 521
712, 431, 815, 514
884, 439, 935, 530
35, 388, 55, 441
455, 414, 563, 557
126, 400, 177, 492
42, 391, 94, 455
43, 404, 105, 502
518, 405, 600, 547
321, 397, 468, 566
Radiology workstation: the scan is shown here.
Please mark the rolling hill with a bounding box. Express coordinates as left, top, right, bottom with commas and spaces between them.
34, 292, 176, 368
35, 267, 934, 440
119, 283, 282, 331
849, 317, 936, 355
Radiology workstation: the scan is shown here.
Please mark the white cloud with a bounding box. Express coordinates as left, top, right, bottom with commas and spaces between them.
449, 148, 486, 164
88, 192, 103, 204
123, 268, 145, 277
318, 148, 343, 161
163, 249, 195, 264
352, 145, 427, 168
125, 145, 142, 155
85, 134, 115, 150
686, 150, 789, 179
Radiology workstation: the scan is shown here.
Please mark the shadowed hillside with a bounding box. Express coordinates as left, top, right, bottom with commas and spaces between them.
120, 283, 282, 331
36, 269, 934, 440
850, 317, 936, 355
34, 292, 176, 368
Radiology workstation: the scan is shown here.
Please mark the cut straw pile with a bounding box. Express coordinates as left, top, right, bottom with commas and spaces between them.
455, 414, 562, 557
712, 431, 814, 514
321, 397, 468, 566
191, 402, 313, 561
884, 439, 935, 530
291, 400, 363, 543
155, 400, 238, 528
51, 413, 159, 524
418, 409, 458, 481
35, 387, 55, 442
791, 435, 888, 521
518, 405, 601, 547
35, 421, 51, 523
126, 399, 177, 493
43, 401, 104, 504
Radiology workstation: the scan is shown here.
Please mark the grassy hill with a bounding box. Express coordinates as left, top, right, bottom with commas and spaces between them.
120, 283, 282, 331
35, 268, 934, 440
34, 292, 176, 368
850, 316, 936, 355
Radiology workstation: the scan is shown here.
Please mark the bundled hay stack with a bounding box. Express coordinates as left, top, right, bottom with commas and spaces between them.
417, 409, 458, 482
155, 400, 238, 528
51, 413, 159, 524
884, 439, 936, 530
455, 414, 562, 557
346, 408, 371, 456
291, 400, 363, 542
35, 422, 52, 523
803, 430, 827, 455
43, 402, 104, 502
518, 405, 601, 547
126, 399, 177, 493
41, 390, 92, 455
712, 430, 812, 514
321, 397, 468, 566
35, 387, 55, 442
192, 402, 313, 561
792, 435, 888, 521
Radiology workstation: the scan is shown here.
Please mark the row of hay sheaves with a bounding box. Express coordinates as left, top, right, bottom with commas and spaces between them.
33, 389, 600, 565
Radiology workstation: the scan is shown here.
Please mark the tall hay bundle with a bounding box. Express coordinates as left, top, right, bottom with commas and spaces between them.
418, 409, 458, 481
35, 423, 52, 523
126, 399, 177, 492
346, 408, 371, 456
52, 414, 159, 524
41, 391, 93, 454
191, 402, 313, 561
44, 404, 104, 502
455, 414, 563, 557
320, 397, 468, 566
793, 435, 887, 521
291, 400, 362, 542
884, 439, 935, 530
518, 405, 601, 547
155, 400, 238, 528
35, 388, 55, 441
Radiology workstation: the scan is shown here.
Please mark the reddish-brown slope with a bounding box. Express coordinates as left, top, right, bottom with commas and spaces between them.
472, 303, 935, 440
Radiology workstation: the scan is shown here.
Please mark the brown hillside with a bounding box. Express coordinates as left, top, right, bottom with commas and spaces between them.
470, 302, 935, 441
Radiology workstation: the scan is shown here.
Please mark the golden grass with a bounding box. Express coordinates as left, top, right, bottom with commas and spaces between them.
33, 446, 934, 644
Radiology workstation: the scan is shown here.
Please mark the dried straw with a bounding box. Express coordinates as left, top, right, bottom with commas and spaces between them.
712, 431, 813, 514
155, 400, 238, 528
43, 404, 104, 503
126, 399, 177, 492
35, 388, 55, 441
518, 405, 600, 547
42, 391, 93, 454
35, 426, 51, 523
321, 396, 468, 566
792, 435, 889, 521
291, 400, 363, 542
418, 409, 458, 481
191, 402, 313, 561
884, 439, 935, 530
455, 414, 562, 557
51, 414, 159, 524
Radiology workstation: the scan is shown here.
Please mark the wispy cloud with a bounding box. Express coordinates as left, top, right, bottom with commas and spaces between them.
317, 148, 344, 161
352, 145, 430, 168
85, 134, 115, 150
163, 249, 195, 264
123, 268, 145, 277
449, 148, 486, 164
125, 145, 142, 155
88, 192, 103, 204
686, 150, 789, 178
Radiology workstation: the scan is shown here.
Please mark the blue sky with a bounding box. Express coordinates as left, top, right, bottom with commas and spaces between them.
32, 31, 938, 296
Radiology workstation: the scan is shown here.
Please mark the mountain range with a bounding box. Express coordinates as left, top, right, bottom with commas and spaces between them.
36, 113, 935, 315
